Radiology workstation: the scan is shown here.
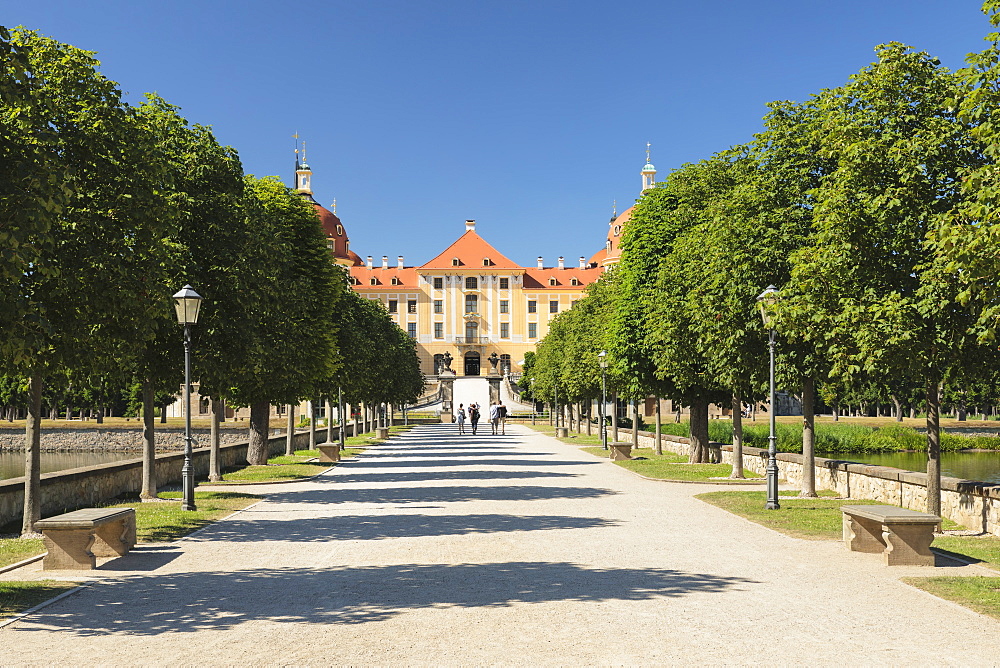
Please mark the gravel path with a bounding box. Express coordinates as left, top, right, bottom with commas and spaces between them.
2, 423, 999, 665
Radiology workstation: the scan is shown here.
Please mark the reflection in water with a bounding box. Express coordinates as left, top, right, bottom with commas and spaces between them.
821, 450, 1000, 484
0, 451, 137, 480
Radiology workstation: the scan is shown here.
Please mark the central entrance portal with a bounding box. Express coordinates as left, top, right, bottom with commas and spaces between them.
464, 352, 481, 376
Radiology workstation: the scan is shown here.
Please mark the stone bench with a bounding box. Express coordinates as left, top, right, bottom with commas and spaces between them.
317, 443, 341, 462
841, 505, 940, 566
35, 507, 137, 570
610, 441, 632, 460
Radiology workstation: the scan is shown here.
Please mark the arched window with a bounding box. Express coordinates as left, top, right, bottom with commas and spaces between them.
465, 320, 478, 340
433, 353, 444, 374
500, 354, 511, 374
465, 276, 478, 290
369, 278, 377, 286
452, 257, 460, 266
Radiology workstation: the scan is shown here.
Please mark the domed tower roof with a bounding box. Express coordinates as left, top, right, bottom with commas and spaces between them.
308, 197, 354, 267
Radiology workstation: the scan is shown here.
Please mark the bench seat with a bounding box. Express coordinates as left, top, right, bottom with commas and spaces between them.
35, 507, 137, 570
841, 505, 939, 566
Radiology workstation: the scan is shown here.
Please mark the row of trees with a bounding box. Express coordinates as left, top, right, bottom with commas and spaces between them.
530, 5, 1000, 516
1, 27, 423, 534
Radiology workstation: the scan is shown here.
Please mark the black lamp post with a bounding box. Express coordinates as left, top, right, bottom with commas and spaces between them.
173, 285, 202, 512
598, 351, 608, 450
757, 285, 780, 510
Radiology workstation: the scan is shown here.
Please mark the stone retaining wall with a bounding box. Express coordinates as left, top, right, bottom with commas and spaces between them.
0, 422, 364, 530
627, 429, 1000, 536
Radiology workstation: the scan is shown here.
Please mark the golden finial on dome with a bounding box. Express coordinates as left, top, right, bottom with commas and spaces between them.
646, 142, 651, 164
332, 198, 337, 214
613, 199, 617, 217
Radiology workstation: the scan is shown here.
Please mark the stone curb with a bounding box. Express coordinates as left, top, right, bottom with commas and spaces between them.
0, 582, 92, 630
0, 553, 45, 575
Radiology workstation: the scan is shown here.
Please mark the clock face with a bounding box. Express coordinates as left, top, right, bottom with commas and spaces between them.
613, 225, 622, 236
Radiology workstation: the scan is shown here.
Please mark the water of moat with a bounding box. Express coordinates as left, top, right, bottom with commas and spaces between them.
0, 451, 135, 480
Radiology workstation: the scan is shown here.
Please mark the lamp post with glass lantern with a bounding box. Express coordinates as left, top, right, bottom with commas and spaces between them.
598, 351, 609, 450
173, 285, 202, 512
757, 285, 780, 510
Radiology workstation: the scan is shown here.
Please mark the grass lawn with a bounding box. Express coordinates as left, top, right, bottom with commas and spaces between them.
903, 577, 1000, 621
0, 581, 78, 621
697, 490, 876, 540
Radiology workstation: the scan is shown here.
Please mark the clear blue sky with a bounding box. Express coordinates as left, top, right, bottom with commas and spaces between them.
9, 1, 994, 266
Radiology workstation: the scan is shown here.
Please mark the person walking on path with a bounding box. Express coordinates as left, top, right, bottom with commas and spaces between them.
469, 403, 480, 435
456, 404, 466, 435
497, 400, 507, 435
489, 401, 501, 435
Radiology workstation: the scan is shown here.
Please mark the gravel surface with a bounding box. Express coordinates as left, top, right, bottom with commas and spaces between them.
1, 423, 999, 665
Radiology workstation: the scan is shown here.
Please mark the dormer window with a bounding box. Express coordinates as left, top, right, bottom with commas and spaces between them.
336, 224, 344, 236
606, 240, 612, 253
549, 277, 558, 286
369, 278, 377, 286
483, 257, 491, 266
391, 277, 401, 286
570, 278, 580, 286
452, 257, 460, 266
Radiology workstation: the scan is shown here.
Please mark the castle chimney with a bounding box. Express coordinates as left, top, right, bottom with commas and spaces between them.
558, 256, 565, 269
382, 255, 389, 269
397, 255, 404, 269
465, 219, 476, 232
579, 256, 586, 269
537, 256, 543, 269
366, 255, 373, 269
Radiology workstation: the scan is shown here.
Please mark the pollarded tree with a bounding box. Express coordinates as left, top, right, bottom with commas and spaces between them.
777, 43, 990, 516
231, 176, 344, 465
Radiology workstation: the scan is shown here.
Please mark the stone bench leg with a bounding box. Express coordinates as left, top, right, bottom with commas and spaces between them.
882, 524, 935, 566
843, 514, 884, 554
92, 517, 131, 557
42, 529, 96, 570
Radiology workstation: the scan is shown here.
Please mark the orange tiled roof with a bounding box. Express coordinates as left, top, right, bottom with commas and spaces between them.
420, 231, 522, 269
522, 266, 603, 289
349, 266, 419, 290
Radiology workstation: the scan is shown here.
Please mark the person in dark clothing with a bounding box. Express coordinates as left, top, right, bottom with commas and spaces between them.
469, 403, 481, 435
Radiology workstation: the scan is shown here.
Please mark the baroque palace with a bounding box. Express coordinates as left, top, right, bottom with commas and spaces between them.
295, 147, 657, 391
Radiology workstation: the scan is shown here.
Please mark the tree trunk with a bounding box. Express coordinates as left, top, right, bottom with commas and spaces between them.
246, 400, 272, 465
285, 404, 295, 456
910, 406, 916, 419
353, 403, 360, 439
611, 392, 619, 442
891, 395, 903, 422
832, 404, 839, 421
21, 373, 43, 535
631, 400, 639, 447
326, 398, 335, 443
655, 397, 663, 456
730, 393, 744, 478
688, 397, 709, 463
309, 401, 317, 450
160, 404, 167, 424
140, 376, 157, 499
800, 377, 817, 497
96, 406, 104, 424
926, 380, 942, 518
209, 397, 223, 482
586, 402, 592, 436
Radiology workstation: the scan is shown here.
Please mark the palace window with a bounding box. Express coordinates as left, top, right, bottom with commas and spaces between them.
388, 300, 398, 313
499, 300, 509, 314
549, 278, 558, 286
527, 300, 536, 313
528, 322, 537, 339
482, 258, 491, 266
452, 258, 460, 266
434, 322, 444, 339
433, 300, 443, 314
549, 300, 559, 313
465, 294, 478, 313
465, 320, 479, 339
434, 277, 443, 289
500, 354, 511, 373
499, 277, 509, 290
407, 300, 417, 313
570, 278, 579, 286
391, 277, 401, 285
465, 276, 478, 290
500, 322, 509, 339
369, 278, 377, 286
407, 322, 417, 339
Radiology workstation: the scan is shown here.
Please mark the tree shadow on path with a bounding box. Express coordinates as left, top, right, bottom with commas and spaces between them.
328, 470, 580, 484
23, 562, 759, 635
258, 484, 616, 506
186, 513, 618, 542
